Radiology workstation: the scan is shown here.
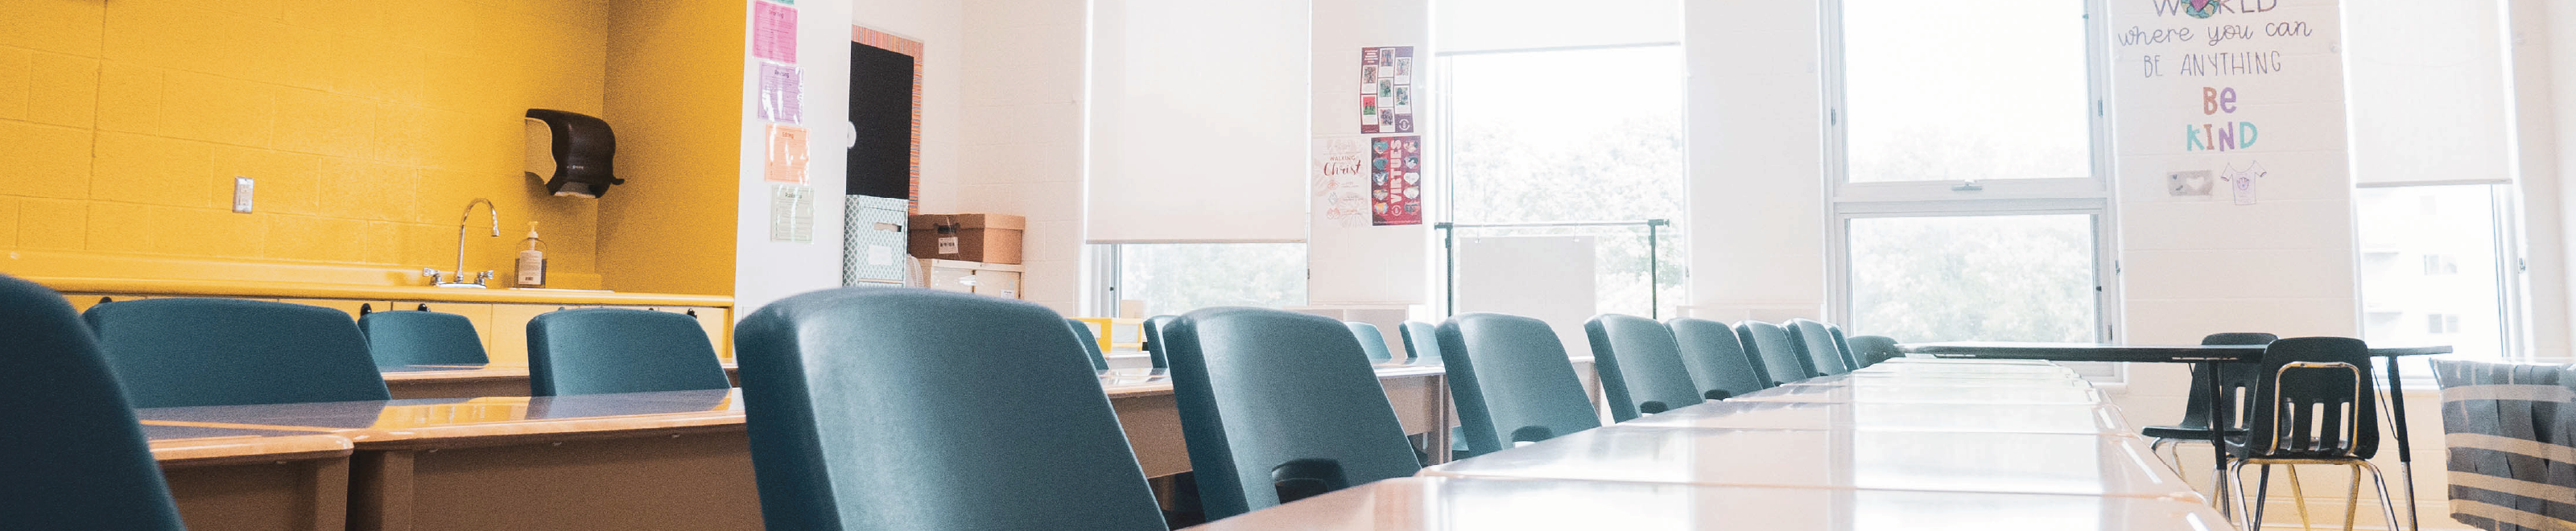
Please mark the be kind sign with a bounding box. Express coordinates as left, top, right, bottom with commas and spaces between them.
2114, 0, 2340, 205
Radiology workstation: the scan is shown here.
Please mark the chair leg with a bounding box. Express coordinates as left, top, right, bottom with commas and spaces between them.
2252, 463, 2273, 529
2339, 463, 2362, 531
2283, 465, 2311, 531
2228, 459, 2256, 530
2357, 460, 2402, 531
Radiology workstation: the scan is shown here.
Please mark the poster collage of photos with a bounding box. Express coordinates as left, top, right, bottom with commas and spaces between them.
1362, 46, 1420, 226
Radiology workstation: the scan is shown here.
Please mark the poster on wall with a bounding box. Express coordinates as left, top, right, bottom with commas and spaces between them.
769, 184, 815, 243
2118, 0, 2329, 207
753, 2, 798, 64
1371, 135, 1422, 226
1360, 46, 1414, 134
1314, 137, 1371, 227
765, 124, 811, 183
758, 63, 803, 123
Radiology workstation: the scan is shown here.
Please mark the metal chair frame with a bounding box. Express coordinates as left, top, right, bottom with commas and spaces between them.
2222, 360, 2401, 531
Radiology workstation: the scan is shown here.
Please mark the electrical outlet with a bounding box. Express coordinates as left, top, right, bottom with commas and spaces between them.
232, 176, 254, 213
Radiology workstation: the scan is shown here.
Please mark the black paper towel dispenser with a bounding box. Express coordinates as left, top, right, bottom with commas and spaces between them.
524, 109, 624, 199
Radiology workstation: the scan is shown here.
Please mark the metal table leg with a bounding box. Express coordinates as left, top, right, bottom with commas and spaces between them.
2204, 362, 2232, 517
2380, 356, 2420, 531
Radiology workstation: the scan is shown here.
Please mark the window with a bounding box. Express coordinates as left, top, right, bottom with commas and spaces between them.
1846, 214, 2101, 343
2356, 184, 2515, 366
1440, 44, 1689, 317
1092, 243, 1307, 316
1827, 0, 2116, 353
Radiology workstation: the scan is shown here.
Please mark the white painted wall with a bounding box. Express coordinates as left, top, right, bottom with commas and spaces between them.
1678, 0, 1831, 323
1307, 0, 1434, 307
960, 0, 1089, 313
735, 0, 857, 315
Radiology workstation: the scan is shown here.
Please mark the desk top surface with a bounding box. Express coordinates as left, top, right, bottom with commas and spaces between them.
142, 424, 353, 463
135, 365, 1444, 445
1419, 423, 2192, 498
1899, 341, 2452, 361
1199, 477, 2229, 531
1618, 401, 2132, 435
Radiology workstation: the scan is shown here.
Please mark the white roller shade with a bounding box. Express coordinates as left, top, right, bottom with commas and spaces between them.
1435, 0, 1678, 53
2347, 0, 2512, 187
1086, 0, 1312, 243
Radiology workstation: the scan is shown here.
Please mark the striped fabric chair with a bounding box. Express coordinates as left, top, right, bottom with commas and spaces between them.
2433, 359, 2576, 531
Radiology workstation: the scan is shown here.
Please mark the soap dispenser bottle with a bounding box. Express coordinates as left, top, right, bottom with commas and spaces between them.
515, 222, 547, 287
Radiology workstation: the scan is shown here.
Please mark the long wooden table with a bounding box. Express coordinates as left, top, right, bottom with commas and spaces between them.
136, 365, 1448, 530
1899, 341, 2451, 528
378, 364, 741, 399
1205, 359, 2235, 529
144, 425, 355, 531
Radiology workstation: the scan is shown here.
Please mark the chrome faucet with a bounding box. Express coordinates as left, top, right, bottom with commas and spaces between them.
423, 198, 499, 288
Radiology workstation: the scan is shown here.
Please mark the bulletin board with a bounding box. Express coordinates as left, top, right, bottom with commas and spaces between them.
852, 27, 924, 213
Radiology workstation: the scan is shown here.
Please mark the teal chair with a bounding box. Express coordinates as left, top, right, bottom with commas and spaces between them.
1143, 315, 1177, 368
1346, 321, 1393, 363
1583, 314, 1707, 422
1165, 307, 1421, 519
527, 308, 731, 397
1665, 317, 1770, 399
85, 298, 390, 408
1397, 321, 1443, 365
0, 275, 186, 529
1734, 320, 1813, 385
1065, 319, 1112, 370
1847, 335, 1905, 368
734, 287, 1166, 529
1439, 313, 1600, 458
358, 310, 492, 366
1784, 319, 1852, 376
1825, 323, 1860, 368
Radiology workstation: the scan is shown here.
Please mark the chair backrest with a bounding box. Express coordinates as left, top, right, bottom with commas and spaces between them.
2175, 332, 2278, 431
527, 308, 732, 397
1733, 320, 1813, 385
1143, 315, 1178, 368
733, 287, 1166, 530
2243, 336, 2379, 459
1583, 314, 1708, 422
85, 298, 390, 408
1825, 323, 1859, 368
1397, 321, 1443, 365
359, 310, 492, 366
1165, 307, 1421, 519
1346, 322, 1393, 363
1783, 319, 1852, 376
1664, 317, 1769, 399
1438, 313, 1600, 457
1846, 335, 1905, 368
1065, 319, 1111, 370
0, 275, 186, 529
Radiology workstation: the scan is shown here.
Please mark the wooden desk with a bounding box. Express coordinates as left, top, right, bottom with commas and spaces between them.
1198, 476, 2233, 530
379, 364, 741, 399
135, 365, 1449, 529
144, 425, 355, 531
1100, 365, 1451, 477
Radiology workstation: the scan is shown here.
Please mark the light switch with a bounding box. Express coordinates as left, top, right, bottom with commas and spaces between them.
232, 177, 254, 213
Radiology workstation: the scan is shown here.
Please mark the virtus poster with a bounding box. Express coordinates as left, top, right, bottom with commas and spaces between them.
1371, 135, 1422, 226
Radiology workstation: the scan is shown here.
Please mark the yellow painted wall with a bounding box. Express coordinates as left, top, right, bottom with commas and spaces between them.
597, 0, 744, 296
0, 0, 615, 288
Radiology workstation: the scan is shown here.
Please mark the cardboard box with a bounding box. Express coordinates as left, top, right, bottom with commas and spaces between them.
908, 213, 1026, 264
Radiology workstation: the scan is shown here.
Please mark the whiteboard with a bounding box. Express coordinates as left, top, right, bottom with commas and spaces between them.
1455, 235, 1597, 359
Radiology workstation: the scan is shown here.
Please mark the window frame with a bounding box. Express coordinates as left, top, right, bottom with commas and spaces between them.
1084, 242, 1314, 318
1823, 0, 2123, 381
2351, 182, 2534, 366
1822, 0, 2115, 203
